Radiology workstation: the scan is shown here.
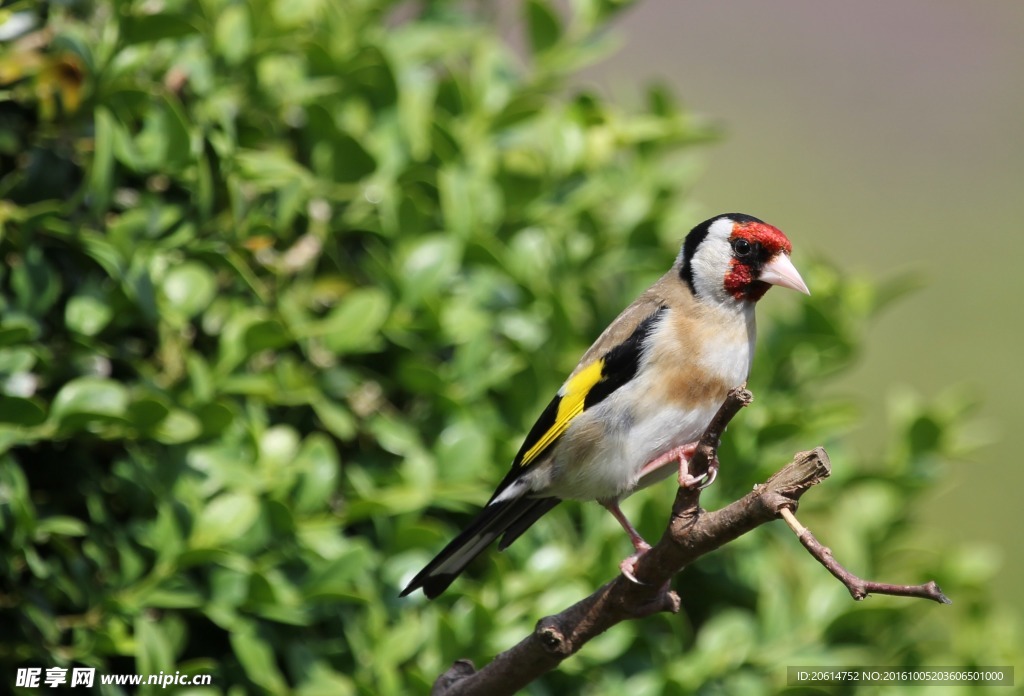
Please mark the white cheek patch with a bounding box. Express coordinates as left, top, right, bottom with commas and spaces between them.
690, 218, 736, 304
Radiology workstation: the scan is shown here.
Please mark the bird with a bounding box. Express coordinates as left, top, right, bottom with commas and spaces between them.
400, 213, 809, 598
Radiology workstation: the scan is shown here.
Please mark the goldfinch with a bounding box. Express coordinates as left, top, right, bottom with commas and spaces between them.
401, 213, 809, 598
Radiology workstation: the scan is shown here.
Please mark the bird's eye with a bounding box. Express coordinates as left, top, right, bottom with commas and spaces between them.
732, 238, 752, 257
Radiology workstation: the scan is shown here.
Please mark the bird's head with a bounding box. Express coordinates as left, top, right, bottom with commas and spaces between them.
678, 213, 809, 304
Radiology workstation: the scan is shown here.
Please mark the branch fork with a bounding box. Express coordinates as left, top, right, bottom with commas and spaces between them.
432, 387, 949, 696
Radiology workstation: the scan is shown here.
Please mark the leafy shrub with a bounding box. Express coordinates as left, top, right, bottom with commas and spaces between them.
1, 1, 1019, 694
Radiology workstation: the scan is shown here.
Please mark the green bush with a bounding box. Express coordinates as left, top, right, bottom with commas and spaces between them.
1, 1, 1019, 694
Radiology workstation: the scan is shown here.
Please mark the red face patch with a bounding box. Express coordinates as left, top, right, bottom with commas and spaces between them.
724, 261, 761, 300
724, 222, 793, 301
732, 221, 793, 256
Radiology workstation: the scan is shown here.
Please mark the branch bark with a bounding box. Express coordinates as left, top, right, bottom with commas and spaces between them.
431, 387, 949, 696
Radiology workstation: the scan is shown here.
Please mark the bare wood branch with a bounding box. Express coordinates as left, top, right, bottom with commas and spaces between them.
431, 388, 949, 695
778, 507, 951, 604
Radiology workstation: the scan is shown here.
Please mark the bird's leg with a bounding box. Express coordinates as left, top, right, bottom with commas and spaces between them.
599, 499, 648, 551
603, 442, 721, 585
637, 442, 697, 480
599, 499, 650, 584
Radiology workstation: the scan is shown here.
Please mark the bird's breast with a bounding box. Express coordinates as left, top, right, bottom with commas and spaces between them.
655, 302, 756, 389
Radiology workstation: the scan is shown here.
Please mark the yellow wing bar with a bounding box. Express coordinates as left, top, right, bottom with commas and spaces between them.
519, 359, 605, 467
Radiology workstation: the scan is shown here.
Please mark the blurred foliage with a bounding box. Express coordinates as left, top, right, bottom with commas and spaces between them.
0, 0, 1019, 694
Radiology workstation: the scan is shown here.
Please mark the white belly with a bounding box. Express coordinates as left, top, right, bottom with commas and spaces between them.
541, 381, 723, 501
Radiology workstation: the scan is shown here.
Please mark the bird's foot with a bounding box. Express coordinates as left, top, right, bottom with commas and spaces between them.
678, 454, 720, 490
619, 540, 652, 585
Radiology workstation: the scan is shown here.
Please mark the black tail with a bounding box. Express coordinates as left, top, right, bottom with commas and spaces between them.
400, 496, 561, 598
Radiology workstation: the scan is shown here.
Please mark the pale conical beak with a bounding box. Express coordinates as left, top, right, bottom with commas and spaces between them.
760, 253, 810, 295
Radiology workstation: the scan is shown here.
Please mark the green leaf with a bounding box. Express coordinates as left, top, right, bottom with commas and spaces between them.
0, 318, 37, 346
230, 622, 288, 693
294, 665, 357, 696
126, 395, 172, 430
163, 262, 217, 318
244, 319, 293, 354
89, 107, 115, 213
146, 585, 204, 609
51, 378, 129, 421
302, 542, 373, 598
319, 288, 390, 354
190, 493, 260, 549
435, 419, 491, 483
291, 434, 340, 513
258, 424, 300, 476
65, 294, 113, 336
526, 0, 562, 54
210, 566, 251, 608
157, 97, 194, 172
196, 401, 236, 437
367, 413, 421, 456
116, 96, 193, 173
272, 0, 330, 26
10, 245, 61, 317
0, 395, 46, 427
0, 347, 36, 373
214, 4, 252, 65
908, 413, 943, 455
218, 311, 294, 373
153, 409, 203, 444
121, 13, 198, 44
135, 615, 174, 675
311, 399, 356, 440
35, 516, 88, 538
234, 149, 315, 190
399, 235, 462, 301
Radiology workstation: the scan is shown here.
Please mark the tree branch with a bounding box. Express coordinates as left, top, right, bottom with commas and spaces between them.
431, 388, 949, 695
778, 507, 951, 604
